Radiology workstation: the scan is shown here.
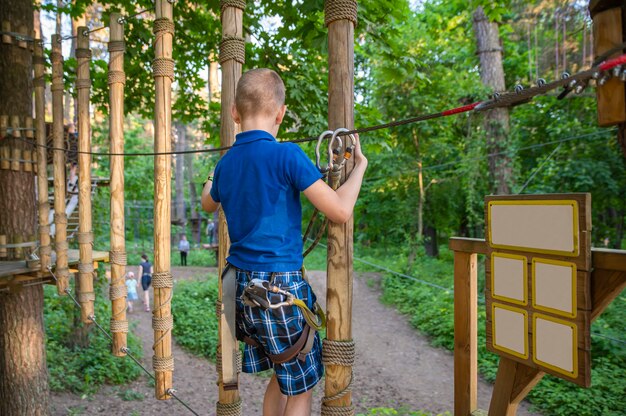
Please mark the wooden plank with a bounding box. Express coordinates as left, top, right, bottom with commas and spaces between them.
325, 13, 356, 412
77, 27, 95, 325
590, 269, 626, 322
34, 38, 51, 272
593, 8, 626, 126
108, 16, 127, 356
488, 357, 544, 416
449, 237, 488, 255
592, 248, 626, 272
454, 252, 478, 416
216, 2, 242, 410
51, 34, 69, 295
589, 0, 625, 17
153, 0, 175, 401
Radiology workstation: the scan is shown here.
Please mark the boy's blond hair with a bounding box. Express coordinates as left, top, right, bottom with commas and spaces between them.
235, 68, 285, 118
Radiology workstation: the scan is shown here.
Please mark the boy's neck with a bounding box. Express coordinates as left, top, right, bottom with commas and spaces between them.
240, 117, 280, 137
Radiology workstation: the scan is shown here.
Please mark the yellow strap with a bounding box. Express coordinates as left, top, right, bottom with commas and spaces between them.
294, 299, 326, 331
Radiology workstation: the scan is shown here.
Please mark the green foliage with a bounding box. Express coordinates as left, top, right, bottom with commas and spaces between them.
373, 245, 626, 416
44, 267, 142, 394
171, 276, 220, 360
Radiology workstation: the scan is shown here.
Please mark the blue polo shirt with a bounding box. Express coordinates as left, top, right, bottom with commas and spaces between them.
210, 130, 322, 272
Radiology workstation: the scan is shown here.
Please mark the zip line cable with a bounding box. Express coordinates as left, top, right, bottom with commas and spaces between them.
10, 53, 626, 158
47, 266, 201, 416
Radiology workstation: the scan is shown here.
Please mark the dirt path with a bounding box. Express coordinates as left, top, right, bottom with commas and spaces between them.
50, 267, 540, 416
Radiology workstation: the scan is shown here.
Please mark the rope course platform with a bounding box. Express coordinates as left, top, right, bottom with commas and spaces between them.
0, 249, 109, 291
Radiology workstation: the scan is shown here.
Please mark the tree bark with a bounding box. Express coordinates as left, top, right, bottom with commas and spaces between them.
0, 2, 50, 414
473, 6, 512, 195
0, 287, 50, 415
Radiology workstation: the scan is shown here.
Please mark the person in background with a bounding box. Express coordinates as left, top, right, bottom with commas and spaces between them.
206, 219, 215, 246
125, 271, 139, 313
138, 254, 153, 312
178, 234, 190, 266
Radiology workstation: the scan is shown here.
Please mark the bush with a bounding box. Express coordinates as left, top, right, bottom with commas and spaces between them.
44, 265, 143, 394
171, 275, 220, 360
358, 408, 450, 416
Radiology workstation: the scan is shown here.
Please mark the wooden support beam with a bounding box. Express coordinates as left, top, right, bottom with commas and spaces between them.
488, 358, 544, 416
51, 34, 69, 295
108, 15, 128, 357
153, 0, 174, 400
449, 237, 488, 255
33, 38, 51, 272
76, 27, 95, 324
454, 252, 478, 416
324, 1, 357, 413
216, 2, 243, 413
592, 6, 626, 126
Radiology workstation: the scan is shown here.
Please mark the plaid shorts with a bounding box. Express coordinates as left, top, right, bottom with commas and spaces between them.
234, 267, 324, 396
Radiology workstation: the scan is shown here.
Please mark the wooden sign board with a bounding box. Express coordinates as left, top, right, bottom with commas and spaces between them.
485, 194, 592, 387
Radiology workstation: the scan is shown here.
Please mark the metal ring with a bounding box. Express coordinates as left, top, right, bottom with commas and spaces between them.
315, 130, 333, 173
560, 71, 570, 80
117, 17, 126, 25
536, 78, 546, 87
514, 84, 524, 94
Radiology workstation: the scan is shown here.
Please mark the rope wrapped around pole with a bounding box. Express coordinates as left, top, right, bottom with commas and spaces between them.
220, 0, 246, 12
108, 13, 128, 357
219, 36, 245, 65
34, 39, 51, 272
152, 0, 175, 400
216, 399, 243, 416
51, 34, 69, 295
324, 0, 358, 27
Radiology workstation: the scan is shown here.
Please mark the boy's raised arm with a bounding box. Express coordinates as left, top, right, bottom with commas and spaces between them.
303, 134, 367, 224
201, 179, 220, 213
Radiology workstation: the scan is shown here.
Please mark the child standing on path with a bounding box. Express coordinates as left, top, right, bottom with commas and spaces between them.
138, 254, 153, 312
201, 68, 367, 416
125, 272, 138, 313
178, 235, 190, 266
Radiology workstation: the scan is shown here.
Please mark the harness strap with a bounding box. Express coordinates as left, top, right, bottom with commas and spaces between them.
240, 323, 315, 364
220, 265, 239, 390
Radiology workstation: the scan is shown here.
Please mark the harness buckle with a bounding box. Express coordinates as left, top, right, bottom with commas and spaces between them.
242, 278, 294, 310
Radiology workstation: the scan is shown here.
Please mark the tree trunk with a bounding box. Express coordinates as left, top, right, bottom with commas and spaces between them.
0, 2, 50, 414
174, 121, 186, 233
0, 287, 50, 415
473, 6, 512, 195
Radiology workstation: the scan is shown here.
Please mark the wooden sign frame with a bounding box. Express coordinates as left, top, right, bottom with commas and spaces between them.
485, 193, 592, 387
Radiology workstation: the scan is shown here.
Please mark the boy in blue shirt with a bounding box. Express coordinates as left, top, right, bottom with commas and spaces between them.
201, 68, 367, 416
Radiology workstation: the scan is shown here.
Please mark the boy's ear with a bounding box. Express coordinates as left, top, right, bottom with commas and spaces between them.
275, 105, 287, 125
231, 104, 241, 124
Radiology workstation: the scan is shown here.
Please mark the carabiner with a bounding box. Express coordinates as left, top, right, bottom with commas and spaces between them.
315, 130, 334, 174
327, 129, 343, 172
330, 127, 356, 170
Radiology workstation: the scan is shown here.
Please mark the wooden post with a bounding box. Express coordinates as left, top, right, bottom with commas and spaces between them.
76, 28, 95, 324
23, 117, 33, 172
153, 0, 175, 400
454, 251, 478, 416
216, 1, 243, 413
10, 115, 21, 171
51, 34, 69, 295
34, 39, 51, 272
324, 1, 357, 414
590, 1, 626, 126
0, 115, 9, 170
1, 21, 10, 44
0, 235, 6, 258
108, 15, 128, 356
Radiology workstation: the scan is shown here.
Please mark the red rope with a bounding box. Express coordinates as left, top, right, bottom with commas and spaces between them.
598, 53, 626, 71
442, 102, 481, 116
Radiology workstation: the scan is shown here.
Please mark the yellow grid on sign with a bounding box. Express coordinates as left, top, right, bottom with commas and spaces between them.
492, 303, 529, 360
532, 258, 577, 318
532, 313, 578, 379
487, 200, 579, 257
491, 252, 528, 306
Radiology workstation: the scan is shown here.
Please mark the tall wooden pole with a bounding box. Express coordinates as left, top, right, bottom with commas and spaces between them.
217, 1, 244, 414
324, 1, 357, 414
153, 0, 175, 400
51, 34, 69, 295
76, 28, 95, 323
34, 39, 51, 272
108, 14, 128, 357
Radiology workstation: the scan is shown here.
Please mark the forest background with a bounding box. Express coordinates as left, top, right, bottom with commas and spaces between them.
34, 0, 626, 415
